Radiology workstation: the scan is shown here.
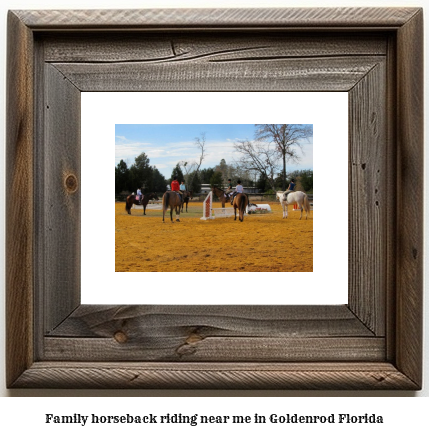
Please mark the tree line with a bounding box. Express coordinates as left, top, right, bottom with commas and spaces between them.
115, 124, 313, 195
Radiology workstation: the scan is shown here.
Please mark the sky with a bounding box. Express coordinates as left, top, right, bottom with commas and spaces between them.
115, 124, 313, 180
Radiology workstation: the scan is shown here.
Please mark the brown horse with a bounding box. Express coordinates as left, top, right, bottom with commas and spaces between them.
125, 192, 159, 215
233, 193, 249, 222
211, 186, 232, 208
181, 190, 193, 212
162, 191, 183, 222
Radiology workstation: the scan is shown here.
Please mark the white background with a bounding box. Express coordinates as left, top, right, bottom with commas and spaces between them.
0, 0, 428, 429
82, 92, 348, 305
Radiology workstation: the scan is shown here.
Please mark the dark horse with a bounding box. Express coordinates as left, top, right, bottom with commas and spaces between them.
125, 192, 159, 215
162, 191, 183, 222
233, 193, 249, 222
211, 186, 232, 208
181, 190, 193, 212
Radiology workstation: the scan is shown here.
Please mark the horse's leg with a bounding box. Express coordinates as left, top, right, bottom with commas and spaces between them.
299, 202, 303, 220
176, 205, 180, 222
234, 205, 237, 220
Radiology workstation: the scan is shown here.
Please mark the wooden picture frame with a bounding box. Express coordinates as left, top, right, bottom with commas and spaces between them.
6, 7, 423, 389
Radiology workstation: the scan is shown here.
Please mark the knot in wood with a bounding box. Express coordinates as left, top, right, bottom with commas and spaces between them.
114, 331, 128, 343
65, 174, 78, 193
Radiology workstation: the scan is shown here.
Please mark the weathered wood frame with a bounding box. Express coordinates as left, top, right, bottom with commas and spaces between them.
6, 8, 423, 389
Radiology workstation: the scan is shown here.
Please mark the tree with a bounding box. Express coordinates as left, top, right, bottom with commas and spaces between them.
233, 139, 280, 192
179, 132, 207, 190
148, 167, 167, 193
171, 163, 184, 183
129, 152, 152, 191
199, 167, 215, 184
186, 170, 201, 193
215, 159, 229, 184
209, 171, 223, 188
300, 170, 313, 192
288, 169, 313, 192
179, 161, 197, 188
255, 124, 313, 190
256, 174, 268, 192
192, 132, 207, 178
115, 159, 130, 194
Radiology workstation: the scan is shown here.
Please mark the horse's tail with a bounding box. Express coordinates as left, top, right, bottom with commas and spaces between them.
162, 192, 169, 210
125, 197, 131, 213
240, 194, 246, 218
162, 192, 169, 221
303, 193, 311, 215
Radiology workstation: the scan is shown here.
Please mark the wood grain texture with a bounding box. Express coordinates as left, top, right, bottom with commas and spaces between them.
42, 33, 388, 63
44, 337, 385, 362
52, 56, 384, 92
6, 11, 35, 388
43, 64, 81, 333
6, 7, 423, 390
395, 9, 424, 387
13, 8, 420, 29
348, 62, 386, 335
47, 305, 375, 338
384, 33, 398, 364
11, 362, 419, 390
44, 305, 381, 362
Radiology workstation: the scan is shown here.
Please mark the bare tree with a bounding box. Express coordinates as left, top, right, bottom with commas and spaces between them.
179, 132, 207, 190
233, 139, 280, 192
179, 160, 197, 187
194, 132, 207, 173
255, 124, 313, 190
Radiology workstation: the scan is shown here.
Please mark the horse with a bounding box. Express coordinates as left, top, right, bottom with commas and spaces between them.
233, 193, 249, 222
181, 190, 193, 212
275, 191, 285, 202
125, 192, 159, 215
211, 186, 232, 208
280, 191, 311, 220
162, 190, 183, 222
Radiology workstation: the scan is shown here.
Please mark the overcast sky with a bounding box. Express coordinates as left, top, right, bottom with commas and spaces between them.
115, 124, 313, 179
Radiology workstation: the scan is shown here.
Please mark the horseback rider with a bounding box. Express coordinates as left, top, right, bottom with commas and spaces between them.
284, 178, 296, 201
231, 180, 244, 204
136, 187, 143, 205
225, 178, 233, 201
171, 177, 182, 202
180, 181, 186, 197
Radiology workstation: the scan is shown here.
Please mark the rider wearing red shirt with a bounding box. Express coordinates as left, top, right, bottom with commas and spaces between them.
171, 177, 180, 191
170, 177, 182, 202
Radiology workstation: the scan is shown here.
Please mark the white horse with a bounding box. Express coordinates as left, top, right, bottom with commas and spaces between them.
280, 191, 311, 220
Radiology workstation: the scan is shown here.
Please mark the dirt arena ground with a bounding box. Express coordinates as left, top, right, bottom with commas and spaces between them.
115, 201, 313, 272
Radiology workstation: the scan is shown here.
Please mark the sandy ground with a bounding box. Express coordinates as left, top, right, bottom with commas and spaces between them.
115, 201, 313, 272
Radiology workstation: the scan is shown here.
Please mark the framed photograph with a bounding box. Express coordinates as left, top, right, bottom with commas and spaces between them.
83, 92, 347, 306
6, 7, 423, 389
